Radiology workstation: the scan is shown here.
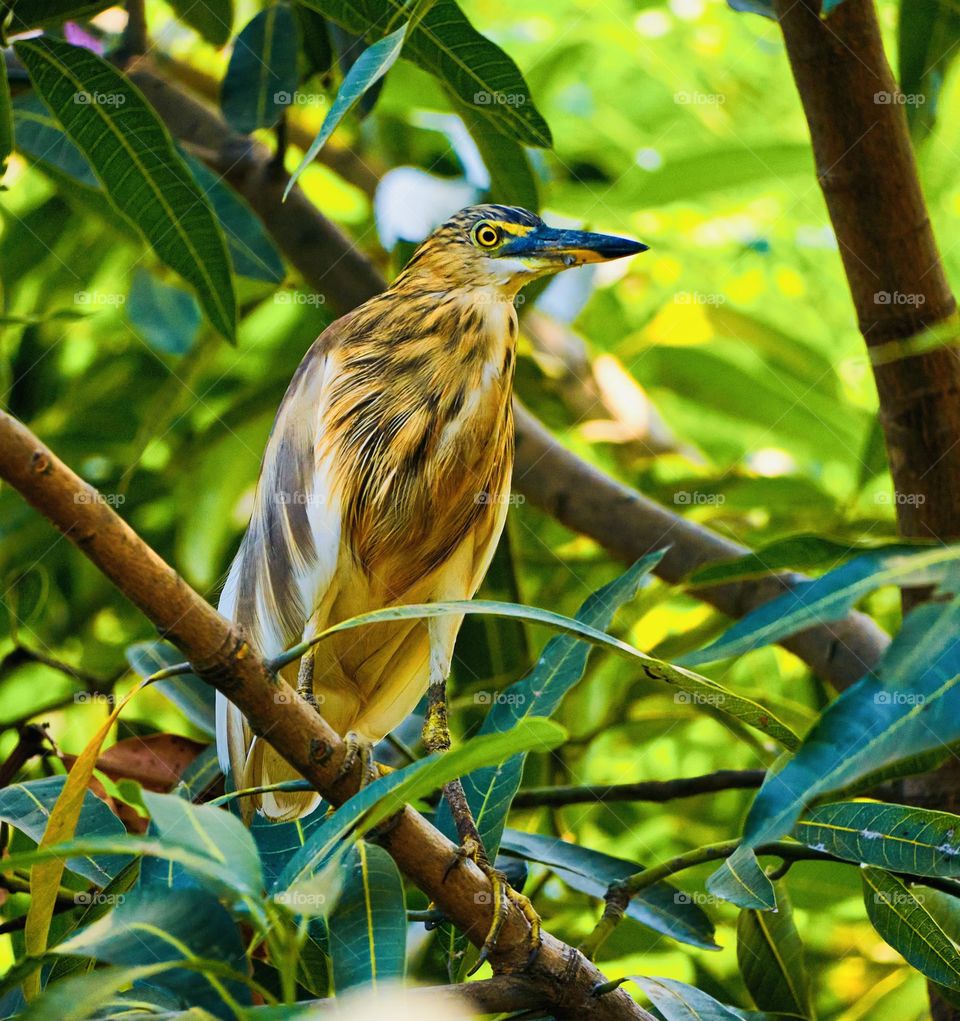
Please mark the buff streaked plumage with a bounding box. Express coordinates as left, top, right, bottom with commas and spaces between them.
215, 204, 647, 821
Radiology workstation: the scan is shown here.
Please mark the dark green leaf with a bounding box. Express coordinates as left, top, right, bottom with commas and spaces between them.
15, 37, 236, 341
726, 1, 775, 18
172, 746, 222, 802
441, 555, 661, 861
294, 4, 335, 78
794, 801, 960, 877
297, 0, 551, 146
898, 1, 960, 140
862, 867, 960, 991
13, 95, 98, 188
712, 597, 960, 890
7, 0, 112, 31
706, 847, 776, 910
127, 270, 201, 356
181, 153, 286, 283
294, 598, 799, 749
286, 23, 407, 197
221, 4, 300, 133
126, 641, 216, 737
682, 544, 960, 665
57, 888, 251, 1016
0, 777, 130, 886
737, 883, 813, 1017
0, 54, 12, 180
499, 828, 719, 951
328, 842, 406, 990
633, 975, 795, 1020
168, 0, 235, 47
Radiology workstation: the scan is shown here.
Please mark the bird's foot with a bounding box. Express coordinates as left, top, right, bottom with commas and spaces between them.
443, 836, 541, 974
336, 731, 378, 787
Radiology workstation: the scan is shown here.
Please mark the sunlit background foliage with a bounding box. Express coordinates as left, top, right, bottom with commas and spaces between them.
2, 0, 959, 1016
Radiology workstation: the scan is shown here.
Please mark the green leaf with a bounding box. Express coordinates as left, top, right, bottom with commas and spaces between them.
168, 0, 235, 47
726, 1, 775, 19
221, 4, 300, 133
682, 544, 960, 666
285, 23, 407, 198
286, 598, 800, 749
180, 153, 286, 283
0, 53, 11, 181
737, 883, 813, 1017
141, 792, 263, 898
707, 848, 776, 910
328, 842, 406, 990
274, 717, 566, 891
294, 5, 335, 78
0, 777, 130, 886
7, 0, 113, 32
794, 801, 960, 877
15, 37, 237, 342
172, 746, 222, 803
440, 555, 661, 862
57, 888, 251, 1015
499, 828, 719, 951
297, 0, 551, 146
633, 975, 795, 1020
713, 597, 960, 888
13, 95, 99, 188
862, 867, 960, 991
898, 0, 960, 139
453, 95, 539, 209
687, 536, 923, 587
127, 270, 201, 356
126, 641, 217, 737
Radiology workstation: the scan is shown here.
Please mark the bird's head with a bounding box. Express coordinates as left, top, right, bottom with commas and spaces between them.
395, 204, 648, 294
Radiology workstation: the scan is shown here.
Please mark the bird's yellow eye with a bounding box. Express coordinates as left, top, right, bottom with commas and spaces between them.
474, 223, 502, 248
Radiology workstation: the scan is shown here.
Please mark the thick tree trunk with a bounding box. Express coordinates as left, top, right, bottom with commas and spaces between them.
775, 1, 960, 1015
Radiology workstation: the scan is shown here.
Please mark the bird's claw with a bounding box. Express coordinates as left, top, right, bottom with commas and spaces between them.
336, 731, 377, 786
442, 837, 542, 973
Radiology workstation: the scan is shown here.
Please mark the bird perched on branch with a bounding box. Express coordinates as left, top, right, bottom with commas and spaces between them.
215, 204, 646, 956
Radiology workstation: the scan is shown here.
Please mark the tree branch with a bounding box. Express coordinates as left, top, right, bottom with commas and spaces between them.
512, 769, 766, 809
126, 61, 890, 693
0, 409, 652, 1021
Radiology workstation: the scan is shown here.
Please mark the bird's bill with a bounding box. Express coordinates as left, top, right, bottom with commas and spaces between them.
501, 225, 649, 267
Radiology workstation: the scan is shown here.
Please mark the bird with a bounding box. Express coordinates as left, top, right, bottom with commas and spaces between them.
215, 204, 646, 953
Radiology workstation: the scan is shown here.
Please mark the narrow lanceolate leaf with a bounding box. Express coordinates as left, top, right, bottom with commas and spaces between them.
57, 888, 252, 1015
633, 975, 792, 1020
13, 96, 99, 188
291, 597, 799, 749
794, 801, 960, 877
128, 270, 201, 356
7, 0, 112, 31
0, 58, 12, 181
297, 0, 551, 146
706, 847, 776, 911
499, 828, 718, 951
14, 37, 237, 342
22, 681, 146, 999
737, 884, 814, 1018
898, 0, 960, 140
169, 0, 235, 47
274, 718, 565, 891
328, 842, 406, 990
716, 597, 960, 878
285, 23, 407, 198
862, 867, 960, 991
682, 544, 960, 665
726, 0, 776, 18
221, 4, 299, 133
440, 555, 662, 861
126, 640, 216, 737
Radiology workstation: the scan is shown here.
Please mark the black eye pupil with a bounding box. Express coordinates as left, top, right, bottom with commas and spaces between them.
478, 226, 498, 245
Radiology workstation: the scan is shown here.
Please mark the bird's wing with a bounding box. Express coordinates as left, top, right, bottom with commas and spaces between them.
215, 328, 345, 799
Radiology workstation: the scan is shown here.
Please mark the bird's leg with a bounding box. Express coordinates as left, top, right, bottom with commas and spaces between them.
422, 676, 541, 972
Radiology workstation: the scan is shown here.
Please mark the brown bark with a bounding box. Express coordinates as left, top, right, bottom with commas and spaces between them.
774, 1, 960, 1015
0, 410, 651, 1021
